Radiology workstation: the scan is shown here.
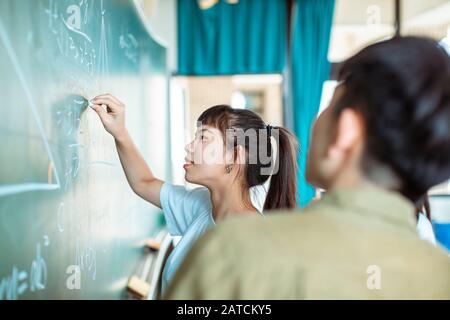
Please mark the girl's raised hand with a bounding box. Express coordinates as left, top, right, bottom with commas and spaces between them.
91, 94, 127, 140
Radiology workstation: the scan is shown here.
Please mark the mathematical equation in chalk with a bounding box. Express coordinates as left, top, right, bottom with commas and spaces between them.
0, 241, 48, 300
44, 0, 101, 76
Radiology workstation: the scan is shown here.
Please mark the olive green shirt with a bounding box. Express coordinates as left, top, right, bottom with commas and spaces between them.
165, 186, 450, 299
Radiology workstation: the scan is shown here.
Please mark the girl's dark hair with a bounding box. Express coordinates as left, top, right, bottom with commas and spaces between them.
334, 36, 450, 202
198, 105, 298, 210
415, 194, 431, 221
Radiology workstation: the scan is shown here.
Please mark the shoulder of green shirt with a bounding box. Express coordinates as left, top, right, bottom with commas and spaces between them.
164, 208, 324, 299
165, 198, 450, 299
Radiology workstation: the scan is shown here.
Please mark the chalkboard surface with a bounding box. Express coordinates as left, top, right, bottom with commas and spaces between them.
0, 0, 169, 299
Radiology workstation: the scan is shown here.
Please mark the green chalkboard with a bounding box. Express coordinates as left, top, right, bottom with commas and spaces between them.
0, 0, 169, 299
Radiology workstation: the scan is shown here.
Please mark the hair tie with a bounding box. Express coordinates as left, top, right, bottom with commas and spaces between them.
266, 124, 272, 137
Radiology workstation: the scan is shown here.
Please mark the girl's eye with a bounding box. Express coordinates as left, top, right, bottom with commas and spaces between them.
195, 135, 205, 141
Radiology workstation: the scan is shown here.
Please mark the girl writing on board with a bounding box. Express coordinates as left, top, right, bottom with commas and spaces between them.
91, 94, 298, 293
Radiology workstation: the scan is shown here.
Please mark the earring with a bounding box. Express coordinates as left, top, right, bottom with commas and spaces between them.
226, 165, 233, 174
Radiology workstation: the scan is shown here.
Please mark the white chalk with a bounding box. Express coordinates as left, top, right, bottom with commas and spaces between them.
88, 99, 94, 109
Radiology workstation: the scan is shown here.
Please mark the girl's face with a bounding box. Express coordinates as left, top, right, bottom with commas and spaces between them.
184, 125, 234, 186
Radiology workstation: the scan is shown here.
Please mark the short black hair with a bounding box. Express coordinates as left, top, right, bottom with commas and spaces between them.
335, 36, 450, 202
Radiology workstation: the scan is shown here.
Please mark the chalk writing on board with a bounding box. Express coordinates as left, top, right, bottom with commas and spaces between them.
81, 0, 90, 25
62, 153, 80, 190
0, 17, 60, 197
75, 241, 97, 281
44, 0, 59, 34
43, 235, 50, 247
52, 95, 87, 192
98, 0, 109, 75
50, 91, 120, 193
45, 0, 96, 76
0, 267, 28, 300
0, 243, 48, 300
62, 12, 92, 43
57, 202, 65, 232
30, 244, 47, 292
119, 33, 139, 64
88, 160, 117, 167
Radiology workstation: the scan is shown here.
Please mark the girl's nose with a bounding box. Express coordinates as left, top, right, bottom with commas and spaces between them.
185, 140, 194, 154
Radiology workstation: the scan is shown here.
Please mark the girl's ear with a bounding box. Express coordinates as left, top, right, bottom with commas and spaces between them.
235, 145, 246, 165
224, 144, 236, 166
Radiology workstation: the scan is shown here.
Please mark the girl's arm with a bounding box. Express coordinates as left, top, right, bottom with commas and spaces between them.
91, 94, 163, 208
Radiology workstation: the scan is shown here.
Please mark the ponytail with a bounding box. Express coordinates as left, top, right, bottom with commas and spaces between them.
263, 127, 298, 211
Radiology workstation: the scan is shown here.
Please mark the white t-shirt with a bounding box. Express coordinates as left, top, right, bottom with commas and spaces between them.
160, 183, 215, 294
416, 213, 436, 246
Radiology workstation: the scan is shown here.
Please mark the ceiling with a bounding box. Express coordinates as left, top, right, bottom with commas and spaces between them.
329, 0, 450, 61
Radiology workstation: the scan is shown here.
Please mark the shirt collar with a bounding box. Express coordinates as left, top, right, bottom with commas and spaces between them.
319, 185, 417, 232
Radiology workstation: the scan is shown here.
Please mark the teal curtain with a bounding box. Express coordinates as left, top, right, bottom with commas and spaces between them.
177, 0, 287, 75
291, 0, 335, 207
